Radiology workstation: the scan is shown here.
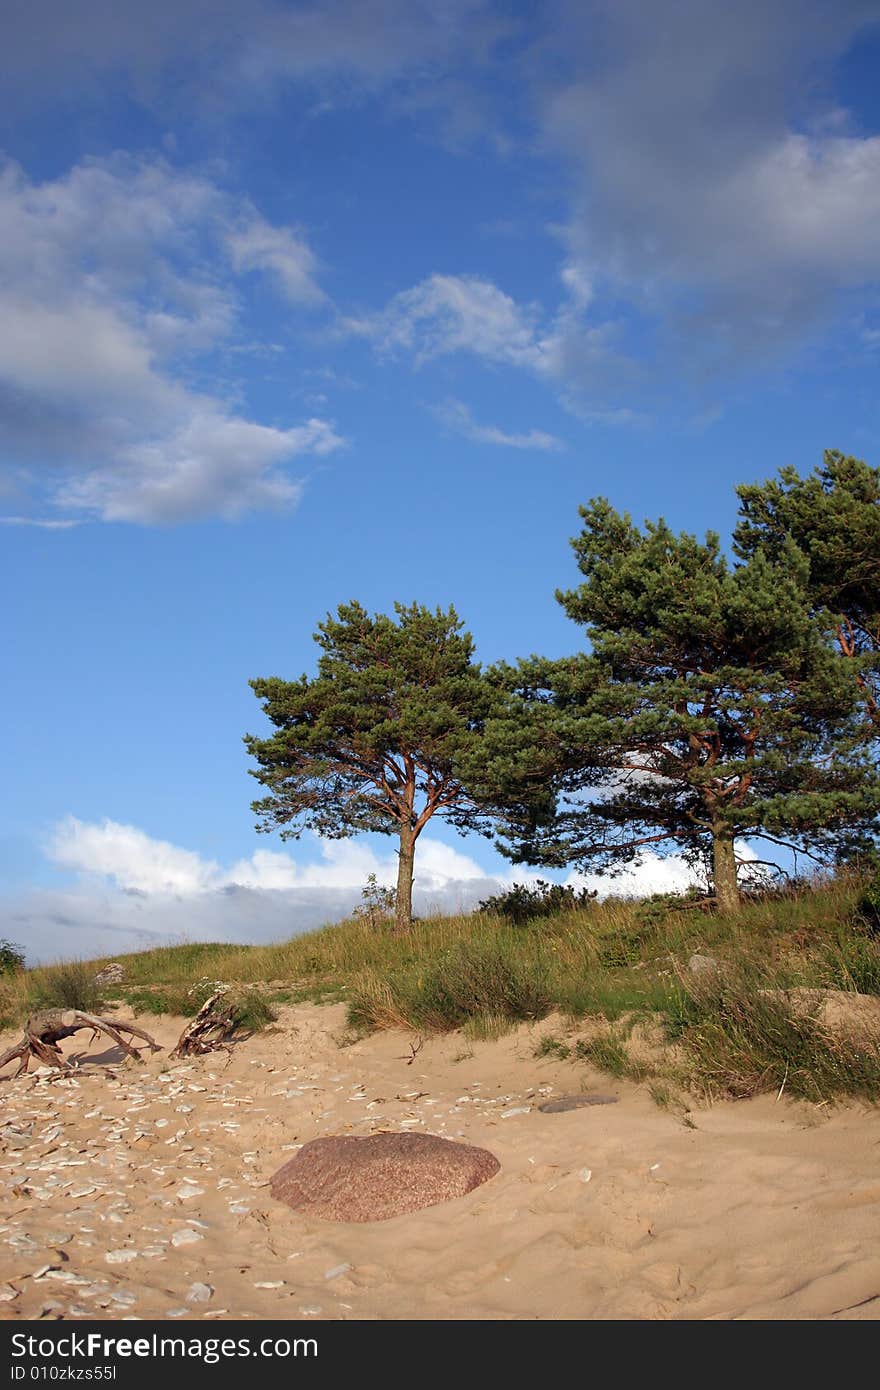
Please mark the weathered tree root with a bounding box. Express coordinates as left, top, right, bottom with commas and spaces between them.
172, 989, 239, 1057
0, 1009, 162, 1079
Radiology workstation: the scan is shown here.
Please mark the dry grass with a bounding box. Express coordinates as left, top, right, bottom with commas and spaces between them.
4, 873, 880, 1103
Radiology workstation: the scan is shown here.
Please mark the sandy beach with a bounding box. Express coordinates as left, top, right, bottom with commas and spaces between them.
1, 1001, 879, 1321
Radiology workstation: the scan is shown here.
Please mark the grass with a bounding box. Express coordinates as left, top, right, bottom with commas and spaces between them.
674, 963, 880, 1103
23, 962, 106, 1016
3, 872, 879, 1103
574, 1035, 654, 1084
534, 1035, 572, 1059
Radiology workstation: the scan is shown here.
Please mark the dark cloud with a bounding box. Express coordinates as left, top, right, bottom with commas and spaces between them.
0, 1, 502, 110
537, 0, 880, 361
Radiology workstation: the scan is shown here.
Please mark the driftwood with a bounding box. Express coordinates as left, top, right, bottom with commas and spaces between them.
172, 989, 242, 1057
0, 1009, 161, 1079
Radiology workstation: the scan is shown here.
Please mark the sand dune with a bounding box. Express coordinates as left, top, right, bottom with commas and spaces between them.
1, 1002, 879, 1321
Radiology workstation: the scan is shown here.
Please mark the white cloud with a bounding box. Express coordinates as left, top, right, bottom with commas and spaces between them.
226, 216, 325, 305
434, 399, 564, 451
6, 814, 510, 963
57, 413, 340, 525
368, 273, 548, 370
0, 156, 340, 524
48, 815, 492, 897
0, 516, 79, 530
566, 852, 701, 899
352, 268, 639, 413
50, 817, 222, 894
559, 261, 593, 310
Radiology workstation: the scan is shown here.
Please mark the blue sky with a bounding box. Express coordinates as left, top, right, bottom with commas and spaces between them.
3, 1, 880, 960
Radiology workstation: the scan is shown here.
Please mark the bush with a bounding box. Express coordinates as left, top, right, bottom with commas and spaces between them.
122, 988, 171, 1017
352, 873, 397, 929
857, 870, 880, 932
227, 989, 276, 1035
0, 939, 25, 976
478, 879, 597, 926
123, 978, 276, 1031
28, 962, 104, 1015
633, 887, 710, 926
576, 1034, 652, 1083
348, 939, 553, 1033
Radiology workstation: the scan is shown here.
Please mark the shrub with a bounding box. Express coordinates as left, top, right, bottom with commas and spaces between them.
347, 973, 413, 1033
534, 1035, 572, 1059
408, 940, 552, 1030
348, 939, 553, 1033
123, 988, 171, 1017
123, 979, 276, 1031
857, 870, 880, 932
0, 940, 25, 976
227, 989, 276, 1035
575, 1035, 652, 1082
28, 962, 104, 1015
632, 887, 709, 926
478, 880, 597, 926
353, 873, 397, 929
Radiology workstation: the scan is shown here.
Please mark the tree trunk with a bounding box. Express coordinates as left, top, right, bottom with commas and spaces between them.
394, 824, 415, 934
712, 827, 739, 911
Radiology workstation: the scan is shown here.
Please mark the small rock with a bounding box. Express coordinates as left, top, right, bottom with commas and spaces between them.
538, 1095, 619, 1113
578, 1168, 593, 1183
500, 1107, 531, 1119
254, 1281, 284, 1290
186, 1283, 213, 1303
105, 1250, 139, 1264
324, 1263, 351, 1280
175, 1185, 205, 1202
94, 963, 125, 986
1, 1128, 34, 1150
171, 1229, 203, 1248
688, 952, 718, 975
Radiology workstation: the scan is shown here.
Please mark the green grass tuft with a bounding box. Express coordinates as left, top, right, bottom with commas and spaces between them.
27, 962, 105, 1016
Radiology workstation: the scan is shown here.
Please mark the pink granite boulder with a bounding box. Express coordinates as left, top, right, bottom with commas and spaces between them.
270, 1131, 501, 1222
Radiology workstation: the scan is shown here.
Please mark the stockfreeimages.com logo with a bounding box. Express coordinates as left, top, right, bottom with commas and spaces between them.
11, 1332, 317, 1368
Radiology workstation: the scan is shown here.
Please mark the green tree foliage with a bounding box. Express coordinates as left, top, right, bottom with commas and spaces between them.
485, 499, 880, 909
245, 601, 499, 932
734, 450, 880, 732
0, 939, 25, 975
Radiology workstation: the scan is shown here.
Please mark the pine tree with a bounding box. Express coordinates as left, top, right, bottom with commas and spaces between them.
245, 601, 499, 932
734, 450, 880, 732
487, 499, 880, 908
